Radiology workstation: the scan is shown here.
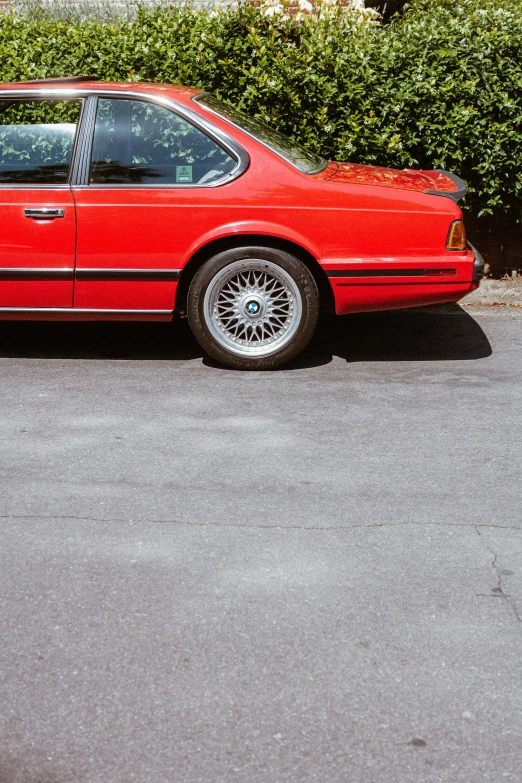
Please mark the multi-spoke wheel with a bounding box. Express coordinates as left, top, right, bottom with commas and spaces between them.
187, 247, 320, 370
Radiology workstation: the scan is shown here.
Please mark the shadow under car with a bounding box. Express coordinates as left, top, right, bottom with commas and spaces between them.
0, 304, 492, 367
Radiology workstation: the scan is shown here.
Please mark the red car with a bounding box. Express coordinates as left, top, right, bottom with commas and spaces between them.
0, 76, 483, 369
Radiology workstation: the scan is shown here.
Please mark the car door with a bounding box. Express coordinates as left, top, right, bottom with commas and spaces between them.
0, 95, 80, 308
72, 94, 243, 312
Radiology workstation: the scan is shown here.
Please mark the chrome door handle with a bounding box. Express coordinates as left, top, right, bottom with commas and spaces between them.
24, 208, 65, 219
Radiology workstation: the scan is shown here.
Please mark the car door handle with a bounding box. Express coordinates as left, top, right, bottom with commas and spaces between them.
24, 208, 65, 219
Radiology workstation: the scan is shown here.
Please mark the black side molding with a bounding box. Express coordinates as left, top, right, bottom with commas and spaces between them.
425, 170, 467, 203
0, 268, 73, 281
0, 268, 182, 282
75, 268, 182, 281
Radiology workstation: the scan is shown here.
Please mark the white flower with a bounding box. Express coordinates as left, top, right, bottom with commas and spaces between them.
262, 1, 285, 16
297, 0, 313, 12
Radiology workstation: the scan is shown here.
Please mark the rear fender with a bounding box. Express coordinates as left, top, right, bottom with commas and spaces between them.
180, 221, 321, 268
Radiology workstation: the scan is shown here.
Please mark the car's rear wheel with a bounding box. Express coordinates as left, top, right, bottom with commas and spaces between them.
187, 247, 319, 370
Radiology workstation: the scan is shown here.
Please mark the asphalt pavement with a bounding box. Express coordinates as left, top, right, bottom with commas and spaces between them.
1, 303, 521, 783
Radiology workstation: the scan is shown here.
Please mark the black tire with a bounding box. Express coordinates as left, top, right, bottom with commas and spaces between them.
187, 246, 320, 370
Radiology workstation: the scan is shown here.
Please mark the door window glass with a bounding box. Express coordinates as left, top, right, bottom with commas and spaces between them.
90, 98, 237, 186
0, 99, 82, 184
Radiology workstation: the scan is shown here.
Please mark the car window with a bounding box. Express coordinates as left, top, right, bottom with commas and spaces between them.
0, 99, 82, 184
195, 93, 326, 175
90, 98, 237, 186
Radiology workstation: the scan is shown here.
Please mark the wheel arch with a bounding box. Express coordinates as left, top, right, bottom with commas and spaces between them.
174, 234, 334, 316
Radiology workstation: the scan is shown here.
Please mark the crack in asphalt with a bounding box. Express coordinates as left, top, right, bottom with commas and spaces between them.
5, 515, 521, 625
474, 526, 522, 624
0, 513, 521, 533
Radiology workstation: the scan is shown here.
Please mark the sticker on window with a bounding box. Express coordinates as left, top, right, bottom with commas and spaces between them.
176, 165, 193, 183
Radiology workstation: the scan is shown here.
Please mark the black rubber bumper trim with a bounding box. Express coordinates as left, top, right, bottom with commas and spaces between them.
336, 281, 470, 287
326, 268, 457, 278
468, 242, 485, 281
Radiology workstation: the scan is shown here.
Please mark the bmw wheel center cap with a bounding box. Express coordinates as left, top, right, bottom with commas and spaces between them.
243, 296, 264, 319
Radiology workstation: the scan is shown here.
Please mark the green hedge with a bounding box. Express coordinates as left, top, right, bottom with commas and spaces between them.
1, 0, 522, 216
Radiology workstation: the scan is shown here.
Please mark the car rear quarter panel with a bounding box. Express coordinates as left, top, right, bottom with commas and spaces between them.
175, 160, 472, 314
177, 94, 475, 313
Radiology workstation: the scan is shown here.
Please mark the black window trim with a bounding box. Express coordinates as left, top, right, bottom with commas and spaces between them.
0, 88, 250, 190
70, 94, 97, 186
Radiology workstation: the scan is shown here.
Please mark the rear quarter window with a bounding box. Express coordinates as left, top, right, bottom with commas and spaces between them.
90, 98, 237, 186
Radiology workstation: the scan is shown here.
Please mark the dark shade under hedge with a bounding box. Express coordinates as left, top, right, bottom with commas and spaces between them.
1, 0, 522, 223
367, 0, 410, 19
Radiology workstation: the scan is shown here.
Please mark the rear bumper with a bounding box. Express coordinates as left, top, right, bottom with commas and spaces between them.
324, 251, 479, 314
331, 281, 473, 315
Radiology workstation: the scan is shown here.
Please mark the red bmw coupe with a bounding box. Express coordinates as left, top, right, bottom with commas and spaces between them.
0, 77, 483, 369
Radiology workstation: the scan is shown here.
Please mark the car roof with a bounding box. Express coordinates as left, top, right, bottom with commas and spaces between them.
0, 77, 201, 100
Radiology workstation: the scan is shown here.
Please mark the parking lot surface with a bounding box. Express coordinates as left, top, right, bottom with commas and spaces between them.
1, 304, 521, 783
